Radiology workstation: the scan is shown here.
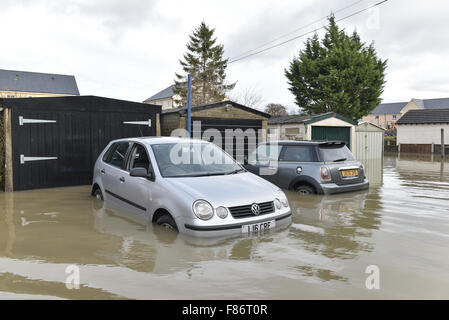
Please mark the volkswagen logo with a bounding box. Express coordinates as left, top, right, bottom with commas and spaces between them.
251, 203, 260, 216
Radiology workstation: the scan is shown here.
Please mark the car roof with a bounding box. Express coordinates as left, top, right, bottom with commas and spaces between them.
262, 140, 347, 146
109, 136, 208, 145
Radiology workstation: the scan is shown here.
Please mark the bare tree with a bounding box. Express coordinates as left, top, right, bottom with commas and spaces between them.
264, 103, 288, 117
229, 86, 264, 109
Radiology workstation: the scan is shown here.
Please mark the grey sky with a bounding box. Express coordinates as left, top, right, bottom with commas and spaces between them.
1, 0, 448, 113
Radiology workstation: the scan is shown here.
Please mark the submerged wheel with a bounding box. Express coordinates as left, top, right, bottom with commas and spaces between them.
93, 188, 104, 200
155, 214, 178, 231
295, 185, 316, 195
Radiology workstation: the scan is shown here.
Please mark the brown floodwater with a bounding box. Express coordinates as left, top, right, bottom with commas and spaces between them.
0, 154, 448, 299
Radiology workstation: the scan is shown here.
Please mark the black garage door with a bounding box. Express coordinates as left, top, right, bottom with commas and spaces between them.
191, 117, 262, 161
7, 96, 160, 191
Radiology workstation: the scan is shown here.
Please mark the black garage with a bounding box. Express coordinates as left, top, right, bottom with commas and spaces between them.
161, 100, 270, 161
1, 95, 161, 191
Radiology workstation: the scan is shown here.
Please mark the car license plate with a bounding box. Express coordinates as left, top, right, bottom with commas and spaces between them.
242, 220, 275, 234
341, 169, 358, 177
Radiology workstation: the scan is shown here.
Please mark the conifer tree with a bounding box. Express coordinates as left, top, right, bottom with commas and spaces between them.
174, 22, 235, 106
285, 16, 387, 120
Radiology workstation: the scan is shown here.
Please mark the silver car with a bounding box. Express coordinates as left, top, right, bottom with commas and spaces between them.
91, 137, 292, 237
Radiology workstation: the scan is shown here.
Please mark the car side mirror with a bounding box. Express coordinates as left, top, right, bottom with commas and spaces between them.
130, 167, 156, 181
130, 167, 148, 178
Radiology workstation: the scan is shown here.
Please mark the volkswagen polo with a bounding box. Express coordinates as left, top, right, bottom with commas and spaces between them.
91, 137, 291, 237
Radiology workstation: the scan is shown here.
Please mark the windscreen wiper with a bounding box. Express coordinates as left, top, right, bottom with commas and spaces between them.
333, 158, 347, 162
224, 168, 246, 175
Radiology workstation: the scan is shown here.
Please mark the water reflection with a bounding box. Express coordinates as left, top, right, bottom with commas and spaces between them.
0, 153, 449, 299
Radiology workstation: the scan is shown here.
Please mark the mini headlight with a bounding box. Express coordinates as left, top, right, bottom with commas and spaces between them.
193, 200, 214, 220
216, 206, 228, 219
274, 198, 282, 209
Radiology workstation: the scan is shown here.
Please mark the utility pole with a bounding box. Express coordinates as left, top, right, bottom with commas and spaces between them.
187, 74, 192, 137
441, 128, 445, 157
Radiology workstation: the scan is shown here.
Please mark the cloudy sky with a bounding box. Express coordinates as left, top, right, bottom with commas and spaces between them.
1, 0, 448, 113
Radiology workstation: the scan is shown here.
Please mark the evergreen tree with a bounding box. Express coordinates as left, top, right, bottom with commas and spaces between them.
285, 16, 387, 120
174, 22, 235, 106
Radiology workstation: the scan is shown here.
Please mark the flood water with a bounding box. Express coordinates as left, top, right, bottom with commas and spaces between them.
1, 154, 448, 299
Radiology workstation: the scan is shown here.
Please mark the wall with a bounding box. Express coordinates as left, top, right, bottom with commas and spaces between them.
267, 123, 306, 141
397, 123, 449, 145
363, 113, 401, 129
161, 112, 182, 136
0, 90, 76, 98
305, 117, 355, 149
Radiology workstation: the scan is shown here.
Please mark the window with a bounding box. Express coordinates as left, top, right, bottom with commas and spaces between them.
281, 145, 316, 162
129, 144, 150, 171
318, 144, 355, 162
250, 144, 282, 162
285, 127, 300, 135
103, 142, 130, 169
375, 115, 379, 120
392, 114, 397, 120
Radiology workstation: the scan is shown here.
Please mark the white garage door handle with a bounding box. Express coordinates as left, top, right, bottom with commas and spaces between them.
20, 154, 58, 164
19, 116, 56, 126
123, 119, 151, 127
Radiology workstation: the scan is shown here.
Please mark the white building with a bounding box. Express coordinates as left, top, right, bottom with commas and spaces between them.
397, 108, 449, 154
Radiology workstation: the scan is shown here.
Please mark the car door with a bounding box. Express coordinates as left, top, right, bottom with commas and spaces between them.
101, 141, 132, 204
121, 143, 154, 216
277, 145, 318, 189
245, 144, 282, 185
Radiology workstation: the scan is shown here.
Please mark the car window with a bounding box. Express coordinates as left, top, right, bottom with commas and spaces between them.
105, 142, 130, 169
250, 144, 282, 162
102, 144, 116, 162
129, 144, 150, 171
281, 145, 316, 162
319, 144, 355, 162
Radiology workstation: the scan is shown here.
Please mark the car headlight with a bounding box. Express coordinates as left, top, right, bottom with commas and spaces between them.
216, 206, 228, 219
274, 198, 282, 209
193, 200, 214, 220
277, 191, 289, 208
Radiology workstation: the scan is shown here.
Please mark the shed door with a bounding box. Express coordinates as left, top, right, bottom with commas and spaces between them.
191, 117, 262, 161
312, 126, 351, 149
11, 108, 156, 191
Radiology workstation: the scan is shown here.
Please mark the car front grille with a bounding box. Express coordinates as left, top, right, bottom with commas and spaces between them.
228, 201, 274, 219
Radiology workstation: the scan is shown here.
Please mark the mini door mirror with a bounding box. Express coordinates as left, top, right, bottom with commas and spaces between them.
130, 167, 148, 178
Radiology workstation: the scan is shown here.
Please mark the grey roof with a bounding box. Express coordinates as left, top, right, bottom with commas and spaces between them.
0, 69, 79, 95
418, 98, 449, 109
397, 108, 449, 124
370, 101, 408, 115
143, 85, 175, 102
371, 98, 449, 115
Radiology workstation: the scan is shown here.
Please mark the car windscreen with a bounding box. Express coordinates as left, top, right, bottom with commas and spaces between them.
151, 142, 244, 177
318, 144, 355, 162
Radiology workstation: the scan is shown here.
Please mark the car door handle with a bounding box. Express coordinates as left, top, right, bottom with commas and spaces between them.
119, 177, 125, 182
100, 169, 105, 174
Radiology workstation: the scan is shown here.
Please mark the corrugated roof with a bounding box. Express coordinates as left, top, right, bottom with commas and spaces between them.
267, 114, 315, 124
162, 100, 270, 118
397, 108, 449, 124
0, 69, 79, 95
143, 85, 175, 102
